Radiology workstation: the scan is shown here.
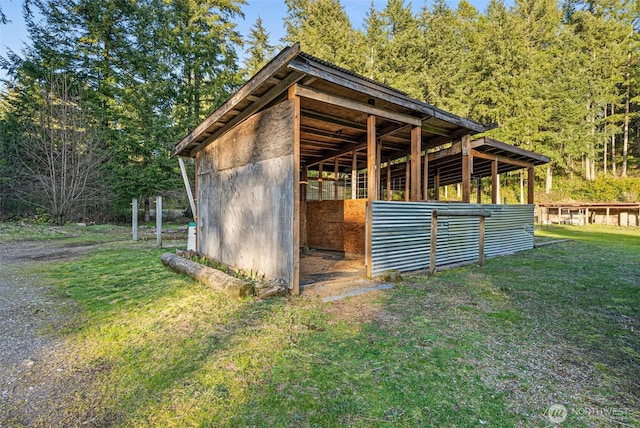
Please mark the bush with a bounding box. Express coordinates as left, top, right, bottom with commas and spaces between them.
576, 176, 640, 202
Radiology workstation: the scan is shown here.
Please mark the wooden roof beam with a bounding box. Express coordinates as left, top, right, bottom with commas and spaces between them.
422, 122, 451, 137
288, 55, 487, 133
469, 149, 534, 168
293, 84, 422, 127
300, 126, 361, 144
301, 109, 367, 131
305, 120, 411, 168
189, 70, 306, 157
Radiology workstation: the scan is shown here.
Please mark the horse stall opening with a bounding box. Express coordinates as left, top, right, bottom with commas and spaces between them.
300, 199, 367, 287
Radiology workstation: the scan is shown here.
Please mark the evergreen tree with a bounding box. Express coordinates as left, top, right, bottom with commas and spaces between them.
283, 0, 365, 71
243, 17, 276, 78
282, 0, 309, 46
163, 0, 245, 133
362, 1, 386, 81
377, 0, 423, 98
0, 0, 245, 219
562, 0, 631, 180
419, 0, 479, 117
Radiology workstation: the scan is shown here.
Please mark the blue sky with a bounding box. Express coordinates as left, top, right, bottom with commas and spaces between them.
0, 0, 498, 78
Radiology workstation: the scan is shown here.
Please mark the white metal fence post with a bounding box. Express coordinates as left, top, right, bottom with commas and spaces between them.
132, 198, 138, 241
156, 196, 162, 248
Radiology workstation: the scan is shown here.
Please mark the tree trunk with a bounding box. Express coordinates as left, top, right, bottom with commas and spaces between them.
144, 197, 151, 222
637, 125, 639, 158
161, 253, 254, 298
545, 165, 552, 194
603, 104, 608, 175
622, 72, 630, 177
611, 104, 616, 176
519, 170, 524, 204
587, 100, 594, 181
569, 155, 574, 180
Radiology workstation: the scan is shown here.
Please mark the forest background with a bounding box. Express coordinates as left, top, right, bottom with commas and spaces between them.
0, 0, 638, 224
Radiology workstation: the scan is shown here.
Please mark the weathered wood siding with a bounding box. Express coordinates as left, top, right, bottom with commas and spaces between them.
196, 100, 295, 287
306, 199, 366, 254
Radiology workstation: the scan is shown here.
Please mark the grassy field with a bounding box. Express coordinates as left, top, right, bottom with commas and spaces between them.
2, 223, 639, 426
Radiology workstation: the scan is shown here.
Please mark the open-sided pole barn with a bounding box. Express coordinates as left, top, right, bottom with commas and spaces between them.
172, 44, 549, 294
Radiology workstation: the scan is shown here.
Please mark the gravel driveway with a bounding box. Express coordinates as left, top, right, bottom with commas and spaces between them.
0, 241, 99, 426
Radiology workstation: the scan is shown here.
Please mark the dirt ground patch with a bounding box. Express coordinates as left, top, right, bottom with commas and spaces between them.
0, 241, 97, 426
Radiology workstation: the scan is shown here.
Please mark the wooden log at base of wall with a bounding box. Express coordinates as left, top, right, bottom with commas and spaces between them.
161, 252, 255, 298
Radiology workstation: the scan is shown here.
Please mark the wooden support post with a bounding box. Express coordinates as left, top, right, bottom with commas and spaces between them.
423, 150, 429, 200
194, 160, 198, 252
461, 135, 472, 203
367, 115, 378, 201
132, 198, 138, 241
351, 150, 357, 199
377, 141, 382, 200
491, 160, 498, 204
410, 125, 421, 201
477, 178, 482, 204
479, 216, 485, 266
302, 165, 308, 202
430, 210, 438, 275
386, 162, 392, 201
527, 167, 535, 204
334, 157, 339, 200
366, 115, 377, 279
585, 207, 589, 225
434, 169, 440, 201
289, 85, 301, 295
366, 201, 372, 278
156, 196, 162, 248
606, 207, 610, 225
301, 164, 308, 248
405, 159, 410, 201
318, 162, 323, 201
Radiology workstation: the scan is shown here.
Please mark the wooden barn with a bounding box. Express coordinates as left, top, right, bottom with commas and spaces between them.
172, 44, 549, 294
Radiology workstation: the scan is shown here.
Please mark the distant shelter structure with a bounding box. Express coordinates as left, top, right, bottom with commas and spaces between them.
537, 202, 640, 226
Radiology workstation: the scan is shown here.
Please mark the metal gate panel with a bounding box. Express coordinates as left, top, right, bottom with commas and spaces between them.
370, 202, 431, 276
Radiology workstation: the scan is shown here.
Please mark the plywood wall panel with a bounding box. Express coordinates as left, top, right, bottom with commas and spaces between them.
307, 200, 344, 251
343, 199, 366, 254
196, 100, 295, 287
306, 199, 366, 254
216, 100, 294, 171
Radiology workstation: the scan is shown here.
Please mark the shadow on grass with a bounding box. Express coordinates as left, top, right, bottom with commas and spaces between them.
536, 224, 640, 248
25, 227, 640, 427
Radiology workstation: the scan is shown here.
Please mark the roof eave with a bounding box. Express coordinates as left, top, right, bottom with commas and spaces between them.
171, 43, 302, 157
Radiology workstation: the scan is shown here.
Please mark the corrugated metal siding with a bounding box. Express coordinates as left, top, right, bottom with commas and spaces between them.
370, 201, 534, 276
484, 204, 534, 257
370, 202, 431, 275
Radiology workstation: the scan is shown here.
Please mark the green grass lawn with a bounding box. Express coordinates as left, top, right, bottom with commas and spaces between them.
5, 223, 640, 426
